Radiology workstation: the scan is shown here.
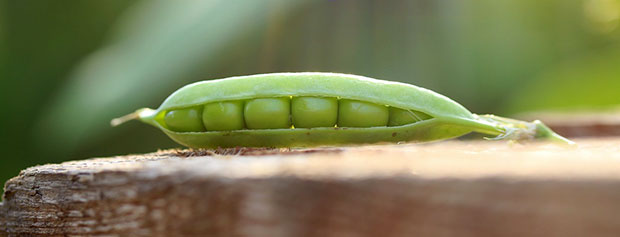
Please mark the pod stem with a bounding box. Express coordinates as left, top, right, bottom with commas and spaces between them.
475, 114, 576, 146
111, 108, 157, 127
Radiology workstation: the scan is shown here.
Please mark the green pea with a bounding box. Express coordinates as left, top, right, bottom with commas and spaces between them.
388, 107, 432, 126
163, 107, 205, 132
244, 97, 291, 129
114, 72, 574, 147
338, 99, 388, 127
202, 101, 244, 131
292, 96, 338, 128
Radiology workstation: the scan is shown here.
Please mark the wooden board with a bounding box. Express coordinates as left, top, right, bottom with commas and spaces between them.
2, 138, 620, 236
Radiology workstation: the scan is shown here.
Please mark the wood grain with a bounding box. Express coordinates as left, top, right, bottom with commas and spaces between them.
2, 138, 620, 236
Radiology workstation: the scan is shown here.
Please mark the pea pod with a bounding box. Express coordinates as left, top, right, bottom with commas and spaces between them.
112, 72, 574, 148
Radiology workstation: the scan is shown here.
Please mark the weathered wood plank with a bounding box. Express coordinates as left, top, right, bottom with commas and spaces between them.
2, 138, 620, 236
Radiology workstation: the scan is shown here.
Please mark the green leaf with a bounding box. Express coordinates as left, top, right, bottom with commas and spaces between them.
34, 0, 310, 154
504, 45, 620, 114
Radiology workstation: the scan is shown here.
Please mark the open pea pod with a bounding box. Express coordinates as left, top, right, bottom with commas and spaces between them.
112, 72, 573, 148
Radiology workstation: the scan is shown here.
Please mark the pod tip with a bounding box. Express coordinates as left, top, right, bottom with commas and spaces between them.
111, 108, 155, 127
533, 120, 576, 147
110, 112, 140, 127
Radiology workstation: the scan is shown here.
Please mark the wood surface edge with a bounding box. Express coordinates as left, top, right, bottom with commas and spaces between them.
0, 201, 5, 235
2, 139, 620, 236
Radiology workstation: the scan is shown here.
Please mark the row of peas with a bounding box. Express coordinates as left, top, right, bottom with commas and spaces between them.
163, 97, 432, 132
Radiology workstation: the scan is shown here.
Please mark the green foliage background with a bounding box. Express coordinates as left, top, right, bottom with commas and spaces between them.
1, 0, 620, 187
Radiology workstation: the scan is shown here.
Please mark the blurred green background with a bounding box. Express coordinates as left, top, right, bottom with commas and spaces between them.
1, 0, 620, 187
